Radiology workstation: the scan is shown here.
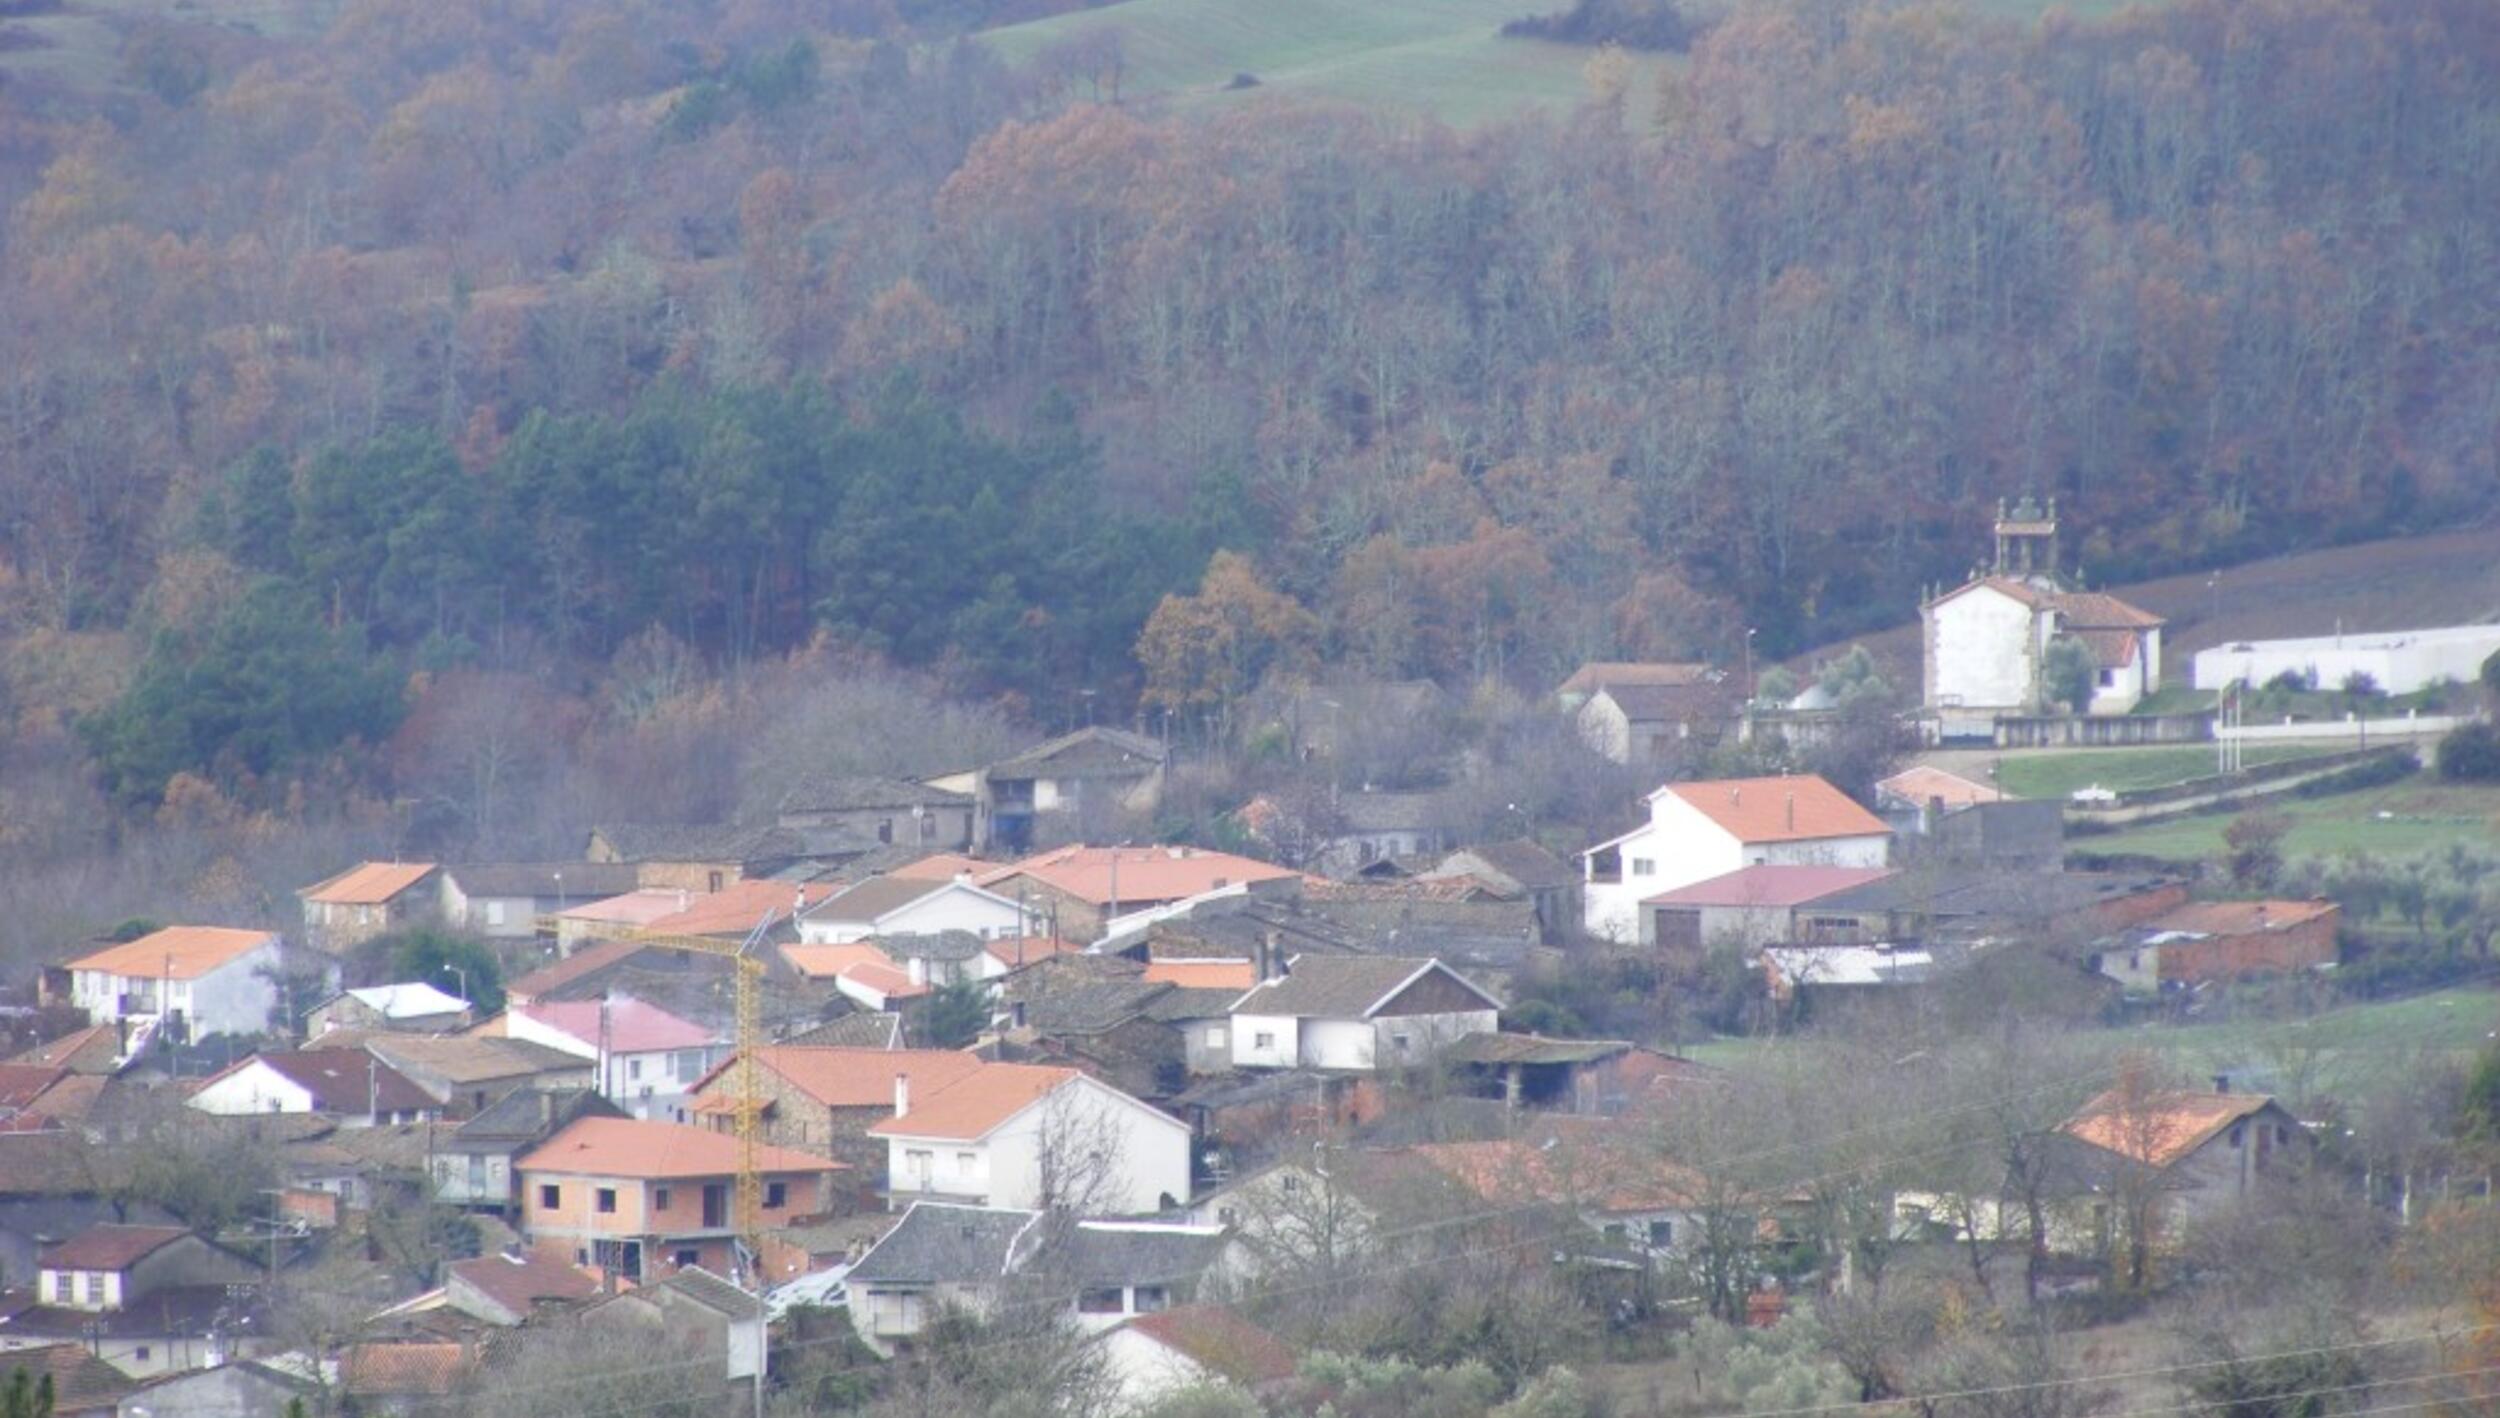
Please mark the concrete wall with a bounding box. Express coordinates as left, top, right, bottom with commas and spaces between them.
2194, 624, 2500, 694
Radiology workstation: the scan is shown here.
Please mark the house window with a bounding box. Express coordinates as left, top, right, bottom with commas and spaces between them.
2229, 1125, 2244, 1148
485, 900, 507, 928
2099, 668, 2119, 687
674, 1249, 699, 1268
1253, 1032, 1275, 1051
2275, 1125, 2289, 1146
1133, 1286, 1171, 1313
674, 1049, 705, 1082
1204, 1027, 1224, 1048
1280, 1174, 1301, 1194
133, 1346, 149, 1363
765, 1181, 789, 1209
654, 1187, 671, 1212
540, 1184, 561, 1209
920, 815, 937, 841
879, 818, 895, 844
708, 871, 726, 892
1630, 858, 1655, 877
956, 1152, 977, 1173
596, 1188, 618, 1214
78, 1272, 100, 1305
1647, 1220, 1674, 1248
907, 1150, 934, 1186
1391, 1034, 1412, 1054
628, 1058, 643, 1081
1077, 1287, 1125, 1314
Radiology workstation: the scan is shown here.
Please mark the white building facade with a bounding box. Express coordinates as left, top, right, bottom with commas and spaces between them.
2193, 623, 2500, 695
1580, 776, 1891, 943
872, 1067, 1193, 1216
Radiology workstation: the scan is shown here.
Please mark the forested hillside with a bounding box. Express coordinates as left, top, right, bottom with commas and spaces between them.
0, 0, 2495, 816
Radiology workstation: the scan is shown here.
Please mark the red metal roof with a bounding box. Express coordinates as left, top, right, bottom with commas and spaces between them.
1642, 865, 1897, 909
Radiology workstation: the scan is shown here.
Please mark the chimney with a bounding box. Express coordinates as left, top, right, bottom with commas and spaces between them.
907, 957, 926, 987
1730, 786, 1741, 807
894, 1073, 910, 1119
955, 870, 972, 885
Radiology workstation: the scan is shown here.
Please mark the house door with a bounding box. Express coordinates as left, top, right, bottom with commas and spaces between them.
702, 1184, 729, 1229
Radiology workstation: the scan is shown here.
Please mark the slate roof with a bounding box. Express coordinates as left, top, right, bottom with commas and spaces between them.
783, 1012, 903, 1049
1597, 681, 1736, 724
39, 1224, 190, 1271
1809, 869, 2182, 923
1139, 987, 1243, 1023
1434, 839, 1576, 893
300, 862, 439, 905
1557, 662, 1713, 697
844, 1203, 1042, 1286
1067, 1222, 1230, 1287
873, 930, 989, 963
809, 877, 951, 924
443, 862, 640, 900
1438, 1034, 1630, 1067
987, 727, 1167, 781
779, 775, 974, 815
1230, 956, 1501, 1020
653, 1265, 760, 1316
505, 941, 652, 1002
1020, 980, 1174, 1036
1334, 789, 1464, 833
1, 1342, 136, 1412
364, 1035, 591, 1088
592, 823, 805, 864
67, 927, 275, 981
449, 1086, 619, 1145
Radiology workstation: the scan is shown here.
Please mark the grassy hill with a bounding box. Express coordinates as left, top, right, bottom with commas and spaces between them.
975, 0, 1674, 127
2078, 767, 2500, 864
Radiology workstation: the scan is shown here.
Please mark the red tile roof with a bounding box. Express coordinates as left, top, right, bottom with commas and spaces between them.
643, 880, 837, 938
39, 1224, 191, 1271
1142, 958, 1256, 990
866, 1063, 1081, 1142
2060, 1088, 2274, 1170
10, 1025, 120, 1074
67, 926, 276, 981
342, 1342, 472, 1396
2147, 900, 2339, 936
448, 1252, 599, 1313
777, 944, 927, 1000
0, 1065, 67, 1112
557, 890, 693, 927
515, 997, 718, 1054
1654, 775, 1890, 845
300, 861, 438, 905
1875, 765, 2005, 809
505, 940, 647, 1001
1126, 1306, 1298, 1386
691, 1047, 985, 1112
979, 846, 1295, 907
1408, 1137, 1701, 1213
1642, 865, 1896, 909
520, 1117, 839, 1180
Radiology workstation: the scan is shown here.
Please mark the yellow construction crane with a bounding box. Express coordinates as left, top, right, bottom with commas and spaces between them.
531, 911, 779, 1258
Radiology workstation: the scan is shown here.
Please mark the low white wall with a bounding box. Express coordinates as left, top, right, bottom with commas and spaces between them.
2217, 712, 2474, 743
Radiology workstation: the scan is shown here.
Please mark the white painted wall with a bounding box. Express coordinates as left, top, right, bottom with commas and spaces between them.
1928, 585, 2041, 712
2194, 623, 2500, 694
187, 1059, 318, 1117
798, 883, 1035, 945
1228, 1013, 1301, 1070
71, 938, 291, 1039
882, 1077, 1191, 1215
1097, 1325, 1218, 1415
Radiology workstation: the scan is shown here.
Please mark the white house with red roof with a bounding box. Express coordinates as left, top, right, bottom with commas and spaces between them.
868, 1062, 1191, 1215
65, 926, 299, 1044
187, 1048, 439, 1126
504, 995, 725, 1123
1922, 498, 2164, 729
1580, 775, 1891, 942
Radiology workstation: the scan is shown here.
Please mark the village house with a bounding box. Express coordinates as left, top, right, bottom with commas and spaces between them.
1227, 956, 1501, 1073
503, 996, 725, 1123
1418, 840, 1580, 945
979, 845, 1301, 942
0, 1224, 264, 1378
580, 1265, 767, 1385
686, 1046, 985, 1185
584, 823, 809, 892
436, 863, 639, 940
514, 1117, 841, 1281
431, 1087, 625, 1211
1555, 661, 1716, 712
1922, 498, 2166, 731
2092, 899, 2342, 994
187, 1049, 439, 1126
113, 1360, 316, 1417
0, 1342, 136, 1416
1641, 865, 1901, 957
639, 878, 834, 940
297, 862, 440, 955
441, 1251, 602, 1326
2055, 1085, 2315, 1253
303, 983, 473, 1038
778, 943, 929, 1011
1438, 1033, 1718, 1116
869, 1062, 1193, 1215
1581, 775, 1893, 942
775, 774, 979, 852
550, 888, 696, 953
65, 926, 300, 1047
1408, 1134, 1703, 1268
362, 1034, 597, 1117
992, 963, 1218, 1098
1575, 680, 1739, 774
934, 726, 1171, 852
1779, 867, 2189, 949
843, 1202, 1044, 1355
1093, 1305, 1299, 1416
796, 876, 1038, 947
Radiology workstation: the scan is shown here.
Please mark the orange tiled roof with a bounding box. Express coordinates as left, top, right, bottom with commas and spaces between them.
521, 1117, 839, 1180
1407, 1137, 1702, 1213
2148, 900, 2338, 937
2060, 1088, 2273, 1169
867, 1063, 1081, 1142
692, 1047, 984, 1112
1142, 958, 1255, 990
557, 890, 693, 926
1657, 775, 1889, 845
1875, 765, 2005, 809
644, 880, 837, 937
342, 1343, 473, 1397
979, 846, 1296, 907
777, 943, 928, 999
300, 861, 438, 905
67, 927, 276, 981
893, 853, 987, 880
11, 1025, 120, 1073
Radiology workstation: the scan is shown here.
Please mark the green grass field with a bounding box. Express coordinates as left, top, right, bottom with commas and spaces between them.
1992, 744, 2339, 800
976, 0, 1675, 127
2083, 771, 2500, 864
